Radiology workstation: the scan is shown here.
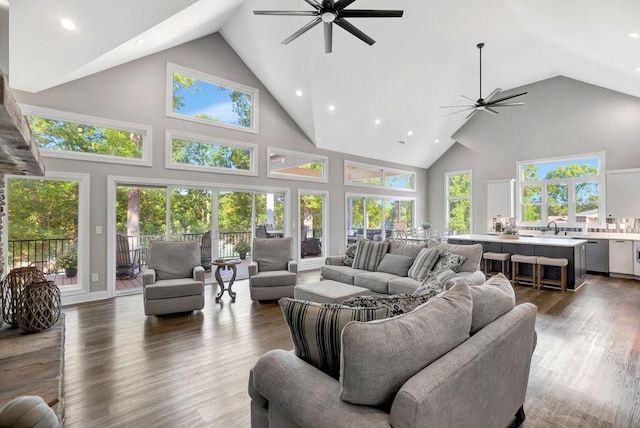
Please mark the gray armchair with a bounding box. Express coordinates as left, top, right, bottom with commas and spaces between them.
249, 237, 297, 301
142, 240, 205, 316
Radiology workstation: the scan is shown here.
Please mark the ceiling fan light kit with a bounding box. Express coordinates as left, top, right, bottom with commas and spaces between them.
254, 0, 403, 54
441, 42, 528, 119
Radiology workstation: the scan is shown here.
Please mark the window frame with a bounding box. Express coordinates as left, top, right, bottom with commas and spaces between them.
444, 169, 473, 234
344, 160, 416, 192
165, 129, 258, 176
165, 62, 259, 134
20, 105, 153, 166
516, 152, 605, 227
267, 147, 328, 183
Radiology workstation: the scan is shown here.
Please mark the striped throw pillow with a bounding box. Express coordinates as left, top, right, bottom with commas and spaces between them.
407, 247, 441, 281
279, 298, 388, 379
352, 240, 390, 271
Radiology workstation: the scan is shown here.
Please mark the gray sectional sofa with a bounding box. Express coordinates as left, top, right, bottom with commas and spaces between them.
321, 241, 486, 294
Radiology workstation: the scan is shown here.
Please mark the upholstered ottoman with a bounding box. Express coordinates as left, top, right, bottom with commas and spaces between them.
294, 280, 372, 304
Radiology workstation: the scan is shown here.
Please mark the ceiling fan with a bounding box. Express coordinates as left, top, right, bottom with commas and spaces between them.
441, 43, 527, 120
253, 0, 403, 54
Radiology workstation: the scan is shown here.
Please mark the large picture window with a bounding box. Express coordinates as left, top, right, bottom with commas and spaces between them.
445, 170, 472, 234
166, 62, 259, 133
344, 161, 416, 191
517, 153, 604, 226
268, 147, 328, 183
21, 105, 152, 166
345, 194, 415, 243
165, 130, 257, 176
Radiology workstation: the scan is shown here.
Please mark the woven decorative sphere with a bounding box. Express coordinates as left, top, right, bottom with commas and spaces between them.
16, 280, 61, 333
0, 395, 59, 428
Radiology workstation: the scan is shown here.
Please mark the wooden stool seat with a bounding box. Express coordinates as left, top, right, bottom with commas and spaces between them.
483, 252, 510, 277
537, 257, 568, 292
511, 254, 538, 287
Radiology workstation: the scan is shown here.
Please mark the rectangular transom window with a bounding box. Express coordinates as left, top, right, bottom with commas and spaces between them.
165, 130, 257, 176
21, 105, 152, 166
517, 153, 604, 226
166, 62, 259, 133
345, 161, 416, 191
268, 147, 328, 183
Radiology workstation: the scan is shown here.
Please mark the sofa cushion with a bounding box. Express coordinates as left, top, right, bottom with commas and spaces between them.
388, 276, 421, 295
376, 254, 414, 277
340, 282, 472, 407
414, 268, 458, 294
321, 265, 368, 285
254, 238, 293, 271
144, 278, 203, 299
354, 271, 398, 294
352, 240, 390, 271
341, 286, 443, 317
279, 298, 388, 379
388, 242, 427, 259
407, 247, 440, 281
432, 250, 467, 273
437, 243, 483, 273
449, 273, 516, 334
250, 270, 297, 288
343, 243, 358, 267
148, 240, 200, 280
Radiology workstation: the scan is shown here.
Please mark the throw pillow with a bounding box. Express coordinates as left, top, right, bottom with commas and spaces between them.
340, 282, 473, 407
342, 243, 358, 267
437, 243, 483, 273
376, 253, 414, 277
407, 247, 440, 281
414, 268, 458, 294
432, 250, 467, 273
352, 240, 390, 271
278, 298, 388, 379
341, 287, 442, 317
449, 273, 516, 334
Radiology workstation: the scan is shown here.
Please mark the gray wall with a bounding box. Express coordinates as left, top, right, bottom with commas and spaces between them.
0, 4, 8, 75
11, 33, 427, 294
427, 76, 640, 233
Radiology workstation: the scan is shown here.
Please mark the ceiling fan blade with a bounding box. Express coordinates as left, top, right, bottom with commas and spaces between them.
492, 102, 524, 107
335, 0, 357, 10
440, 105, 476, 108
324, 22, 333, 54
282, 17, 322, 45
459, 95, 477, 105
304, 0, 322, 9
486, 91, 528, 105
484, 107, 499, 115
444, 107, 476, 117
322, 0, 335, 8
484, 88, 501, 102
465, 109, 478, 120
340, 10, 404, 18
254, 10, 318, 16
334, 17, 375, 45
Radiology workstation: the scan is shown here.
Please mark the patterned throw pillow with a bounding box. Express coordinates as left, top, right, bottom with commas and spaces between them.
352, 239, 390, 271
342, 287, 442, 317
407, 247, 441, 281
414, 268, 458, 294
342, 243, 358, 267
432, 250, 467, 273
279, 298, 388, 379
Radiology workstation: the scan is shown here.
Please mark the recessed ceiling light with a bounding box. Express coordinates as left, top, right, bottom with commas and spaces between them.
375, 119, 381, 125
136, 38, 148, 45
295, 89, 303, 97
328, 104, 336, 111
407, 131, 413, 136
636, 67, 640, 72
435, 139, 440, 144
629, 32, 640, 39
61, 18, 76, 31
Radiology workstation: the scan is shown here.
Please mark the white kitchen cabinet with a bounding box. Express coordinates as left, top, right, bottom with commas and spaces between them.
487, 179, 515, 231
607, 169, 640, 218
609, 239, 634, 275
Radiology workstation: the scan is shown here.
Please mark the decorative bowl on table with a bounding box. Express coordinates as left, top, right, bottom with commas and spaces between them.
498, 232, 520, 239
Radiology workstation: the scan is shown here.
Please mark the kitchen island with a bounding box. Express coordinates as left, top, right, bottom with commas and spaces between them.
448, 234, 588, 291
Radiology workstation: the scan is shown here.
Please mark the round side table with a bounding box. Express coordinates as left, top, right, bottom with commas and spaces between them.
213, 259, 242, 303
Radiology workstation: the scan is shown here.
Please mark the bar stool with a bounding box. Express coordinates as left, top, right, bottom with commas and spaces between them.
511, 254, 538, 287
537, 257, 568, 292
483, 252, 510, 277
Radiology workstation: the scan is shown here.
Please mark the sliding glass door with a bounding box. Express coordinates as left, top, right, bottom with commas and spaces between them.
299, 191, 327, 270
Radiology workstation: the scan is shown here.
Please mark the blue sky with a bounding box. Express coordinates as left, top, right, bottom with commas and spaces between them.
532, 158, 599, 180
175, 80, 240, 125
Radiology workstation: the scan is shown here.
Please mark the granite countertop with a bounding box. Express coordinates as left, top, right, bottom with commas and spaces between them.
451, 234, 587, 247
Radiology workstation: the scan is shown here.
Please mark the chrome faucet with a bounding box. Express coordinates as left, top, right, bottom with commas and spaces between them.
547, 220, 559, 235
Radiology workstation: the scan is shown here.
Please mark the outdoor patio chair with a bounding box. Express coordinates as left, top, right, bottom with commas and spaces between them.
200, 231, 212, 272
255, 225, 268, 238
301, 237, 322, 258
249, 237, 297, 301
116, 233, 142, 279
142, 240, 204, 316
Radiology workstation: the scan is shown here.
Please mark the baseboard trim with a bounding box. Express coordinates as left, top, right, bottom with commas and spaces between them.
62, 291, 111, 306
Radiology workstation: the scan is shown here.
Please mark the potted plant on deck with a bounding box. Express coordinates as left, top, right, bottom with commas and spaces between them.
57, 249, 78, 277
234, 241, 251, 260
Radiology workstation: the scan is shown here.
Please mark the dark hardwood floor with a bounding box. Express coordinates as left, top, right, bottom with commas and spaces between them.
60, 272, 640, 427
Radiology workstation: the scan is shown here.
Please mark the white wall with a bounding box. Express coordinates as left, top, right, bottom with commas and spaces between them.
427, 76, 640, 233
11, 33, 427, 295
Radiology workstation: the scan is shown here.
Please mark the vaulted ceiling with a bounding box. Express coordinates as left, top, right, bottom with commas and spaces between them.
8, 0, 640, 168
